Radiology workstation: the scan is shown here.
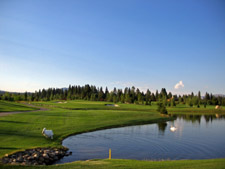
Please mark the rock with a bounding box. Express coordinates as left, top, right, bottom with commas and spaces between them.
43, 153, 49, 159
27, 156, 34, 160
23, 154, 29, 159
2, 147, 67, 166
33, 162, 39, 165
16, 156, 23, 162
45, 159, 50, 164
21, 162, 26, 165
53, 156, 59, 160
44, 150, 50, 154
49, 153, 55, 158
39, 157, 44, 162
33, 153, 39, 158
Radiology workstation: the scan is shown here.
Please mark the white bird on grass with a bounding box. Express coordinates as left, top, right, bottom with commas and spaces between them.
42, 128, 54, 139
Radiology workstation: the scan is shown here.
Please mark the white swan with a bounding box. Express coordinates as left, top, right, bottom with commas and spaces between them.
170, 126, 177, 132
42, 128, 54, 139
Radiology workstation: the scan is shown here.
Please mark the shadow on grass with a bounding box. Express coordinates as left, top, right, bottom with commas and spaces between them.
0, 130, 42, 138
0, 147, 19, 150
0, 120, 30, 124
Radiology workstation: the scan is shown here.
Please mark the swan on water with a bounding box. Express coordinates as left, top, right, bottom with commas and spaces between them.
170, 126, 177, 132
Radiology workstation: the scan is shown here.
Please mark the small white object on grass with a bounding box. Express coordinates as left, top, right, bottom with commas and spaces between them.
42, 128, 54, 139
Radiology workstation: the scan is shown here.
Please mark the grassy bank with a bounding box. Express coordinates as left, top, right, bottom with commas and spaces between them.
1, 100, 225, 168
0, 100, 170, 157
0, 101, 38, 112
1, 159, 225, 169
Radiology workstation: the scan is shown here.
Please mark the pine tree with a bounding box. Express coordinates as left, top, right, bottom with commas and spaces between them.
157, 102, 168, 114
24, 91, 28, 101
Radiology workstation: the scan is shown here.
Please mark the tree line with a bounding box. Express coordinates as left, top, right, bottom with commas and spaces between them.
0, 84, 225, 106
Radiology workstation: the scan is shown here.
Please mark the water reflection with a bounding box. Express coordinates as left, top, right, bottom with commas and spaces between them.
170, 114, 225, 124
56, 114, 225, 164
157, 122, 167, 134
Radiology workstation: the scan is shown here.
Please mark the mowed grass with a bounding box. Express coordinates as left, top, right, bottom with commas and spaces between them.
1, 100, 225, 169
33, 100, 225, 115
0, 100, 170, 157
1, 159, 225, 169
0, 101, 38, 112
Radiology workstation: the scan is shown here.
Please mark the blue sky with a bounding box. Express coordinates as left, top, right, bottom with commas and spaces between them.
0, 0, 225, 94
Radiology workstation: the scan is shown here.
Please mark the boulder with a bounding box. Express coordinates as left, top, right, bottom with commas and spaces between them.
1, 147, 69, 165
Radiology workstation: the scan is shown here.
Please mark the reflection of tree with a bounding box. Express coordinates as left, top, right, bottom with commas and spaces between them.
172, 114, 225, 124
157, 122, 167, 134
174, 115, 201, 124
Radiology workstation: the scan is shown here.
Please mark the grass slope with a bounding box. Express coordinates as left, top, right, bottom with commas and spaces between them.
1, 100, 225, 169
0, 100, 170, 157
0, 101, 38, 112
1, 159, 225, 169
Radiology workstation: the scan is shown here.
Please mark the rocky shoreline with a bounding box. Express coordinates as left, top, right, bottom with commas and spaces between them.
1, 147, 71, 165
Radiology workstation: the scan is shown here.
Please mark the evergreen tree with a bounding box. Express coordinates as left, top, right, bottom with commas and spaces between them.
198, 91, 201, 100
24, 91, 28, 101
171, 98, 176, 107
157, 102, 168, 114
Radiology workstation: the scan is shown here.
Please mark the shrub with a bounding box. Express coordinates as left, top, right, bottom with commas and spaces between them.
157, 102, 168, 114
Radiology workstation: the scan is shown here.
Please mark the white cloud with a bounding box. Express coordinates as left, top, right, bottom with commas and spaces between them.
174, 81, 184, 89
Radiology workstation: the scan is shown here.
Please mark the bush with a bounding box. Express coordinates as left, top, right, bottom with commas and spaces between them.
157, 102, 168, 114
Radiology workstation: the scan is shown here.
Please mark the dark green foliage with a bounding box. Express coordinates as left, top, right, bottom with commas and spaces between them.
204, 102, 207, 108
189, 102, 193, 107
157, 102, 168, 114
1, 85, 225, 106
171, 98, 176, 107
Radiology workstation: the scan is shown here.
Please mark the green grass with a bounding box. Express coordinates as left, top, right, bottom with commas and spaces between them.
0, 101, 38, 112
32, 100, 225, 114
167, 104, 225, 115
0, 100, 225, 169
0, 100, 170, 157
1, 159, 225, 169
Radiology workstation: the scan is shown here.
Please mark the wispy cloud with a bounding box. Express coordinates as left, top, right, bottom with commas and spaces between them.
174, 81, 184, 89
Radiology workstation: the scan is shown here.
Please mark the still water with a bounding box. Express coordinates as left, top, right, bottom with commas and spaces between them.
56, 115, 225, 164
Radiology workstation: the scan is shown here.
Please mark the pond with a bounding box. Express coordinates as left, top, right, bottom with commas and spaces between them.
56, 114, 225, 164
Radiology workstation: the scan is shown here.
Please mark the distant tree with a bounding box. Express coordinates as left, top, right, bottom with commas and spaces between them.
205, 92, 210, 101
198, 91, 201, 100
189, 100, 193, 107
98, 87, 104, 101
113, 95, 117, 103
145, 100, 149, 105
145, 89, 151, 103
160, 88, 168, 99
157, 102, 168, 114
168, 92, 172, 99
155, 90, 159, 101
151, 93, 156, 101
171, 98, 176, 107
204, 102, 207, 108
120, 94, 125, 103
24, 91, 28, 101
191, 92, 194, 98
138, 93, 144, 104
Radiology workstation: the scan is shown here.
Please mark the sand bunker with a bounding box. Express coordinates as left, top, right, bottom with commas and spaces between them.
105, 104, 119, 107
57, 101, 67, 104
